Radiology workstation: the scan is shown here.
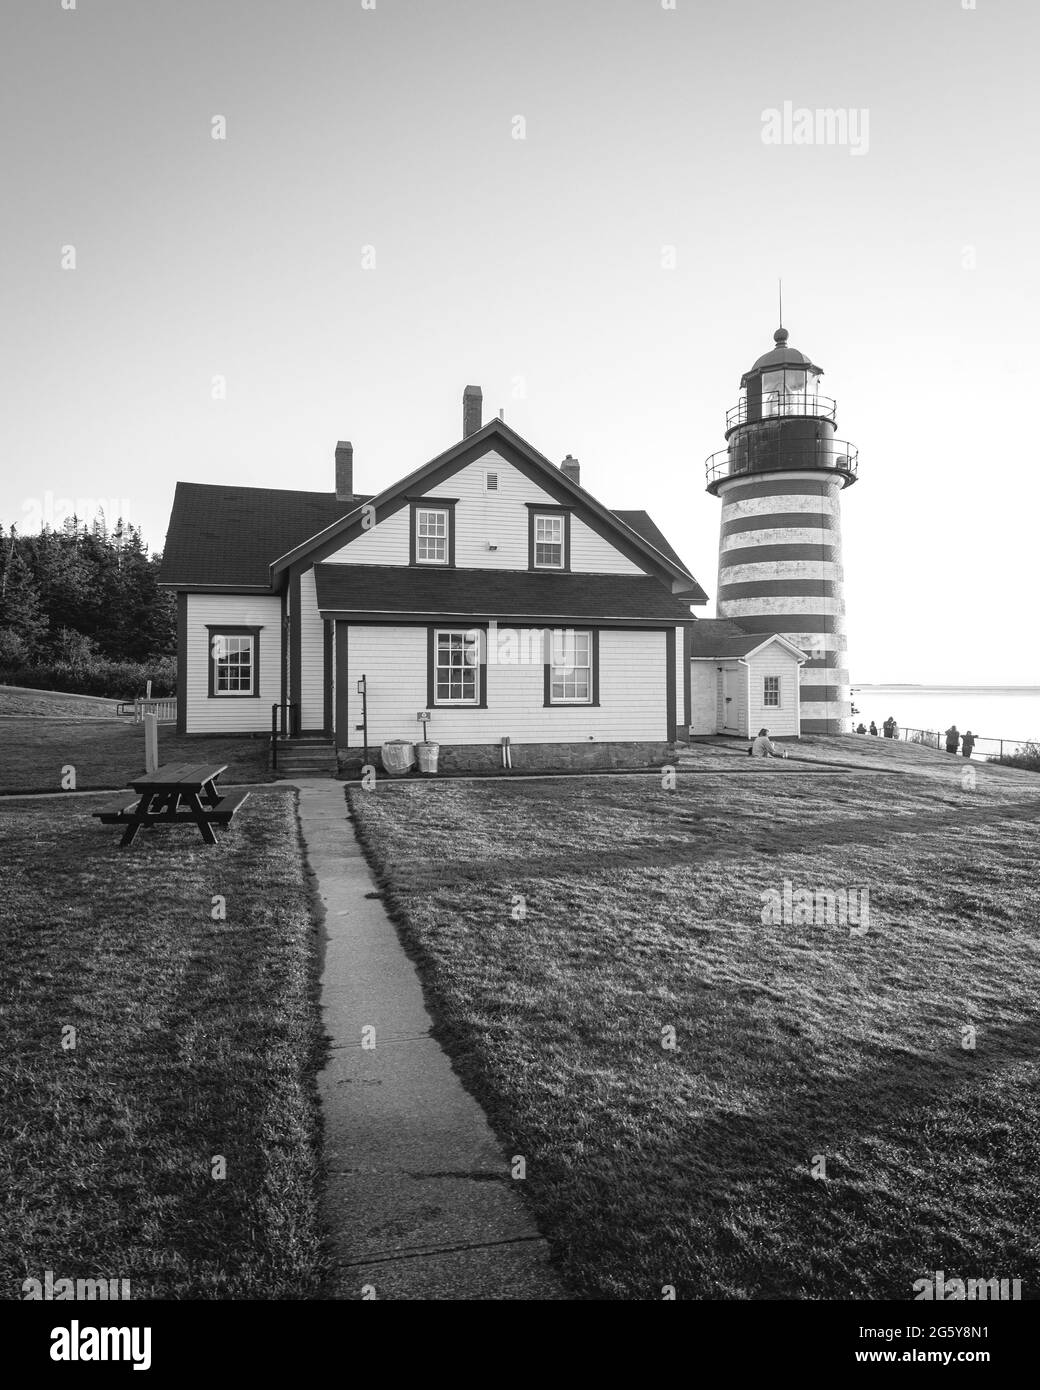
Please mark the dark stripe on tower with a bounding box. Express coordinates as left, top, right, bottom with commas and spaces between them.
717, 579, 837, 599
717, 478, 836, 505
721, 511, 836, 537
719, 543, 838, 568
735, 614, 845, 634
800, 683, 846, 703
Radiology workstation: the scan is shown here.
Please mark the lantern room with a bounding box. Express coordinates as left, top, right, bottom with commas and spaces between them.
705, 327, 859, 493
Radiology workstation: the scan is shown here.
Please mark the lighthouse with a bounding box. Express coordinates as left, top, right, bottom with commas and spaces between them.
704, 326, 859, 734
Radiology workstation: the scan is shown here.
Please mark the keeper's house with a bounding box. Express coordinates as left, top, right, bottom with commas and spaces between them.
160, 387, 708, 772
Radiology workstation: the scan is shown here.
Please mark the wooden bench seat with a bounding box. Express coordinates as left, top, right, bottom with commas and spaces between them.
93, 797, 140, 824
206, 790, 251, 823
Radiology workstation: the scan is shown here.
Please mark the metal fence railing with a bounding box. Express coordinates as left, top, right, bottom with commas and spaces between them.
878, 726, 1037, 762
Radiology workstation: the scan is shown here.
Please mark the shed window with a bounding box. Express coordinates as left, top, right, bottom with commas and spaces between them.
764, 675, 780, 707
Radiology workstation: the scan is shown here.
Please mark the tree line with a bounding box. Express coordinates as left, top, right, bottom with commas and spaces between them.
0, 517, 175, 692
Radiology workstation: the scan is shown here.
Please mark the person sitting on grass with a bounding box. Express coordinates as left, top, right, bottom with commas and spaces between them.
869, 721, 878, 736
856, 722, 867, 734
750, 727, 787, 758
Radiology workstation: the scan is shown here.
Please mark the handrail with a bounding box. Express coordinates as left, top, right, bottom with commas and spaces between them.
270, 700, 295, 770
725, 394, 837, 431
705, 441, 859, 487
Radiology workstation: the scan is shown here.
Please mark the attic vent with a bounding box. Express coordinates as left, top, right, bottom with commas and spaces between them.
484, 470, 499, 493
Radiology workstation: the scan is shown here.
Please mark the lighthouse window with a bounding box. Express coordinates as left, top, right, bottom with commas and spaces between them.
763, 676, 781, 707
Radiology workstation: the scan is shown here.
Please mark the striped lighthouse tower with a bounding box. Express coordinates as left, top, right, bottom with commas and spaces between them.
705, 326, 859, 733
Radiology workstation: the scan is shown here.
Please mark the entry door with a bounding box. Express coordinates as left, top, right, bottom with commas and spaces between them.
721, 667, 739, 733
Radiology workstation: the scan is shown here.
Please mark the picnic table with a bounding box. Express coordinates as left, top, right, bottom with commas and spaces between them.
93, 762, 250, 847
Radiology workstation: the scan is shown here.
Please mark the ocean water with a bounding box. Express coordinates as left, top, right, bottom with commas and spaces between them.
850, 687, 1040, 755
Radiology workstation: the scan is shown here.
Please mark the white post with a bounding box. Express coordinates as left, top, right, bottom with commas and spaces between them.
146, 679, 152, 699
144, 712, 159, 774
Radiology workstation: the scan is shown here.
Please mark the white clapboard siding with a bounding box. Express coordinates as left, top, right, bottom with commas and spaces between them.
324, 506, 410, 564
343, 625, 668, 746
325, 450, 645, 574
185, 594, 282, 733
747, 645, 801, 737
298, 568, 325, 730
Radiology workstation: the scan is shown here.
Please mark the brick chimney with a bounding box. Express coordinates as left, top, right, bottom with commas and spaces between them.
560, 454, 581, 486
335, 441, 353, 501
463, 385, 483, 438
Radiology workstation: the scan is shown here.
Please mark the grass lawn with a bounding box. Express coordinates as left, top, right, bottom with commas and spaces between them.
0, 713, 270, 794
349, 756, 1040, 1300
0, 789, 328, 1300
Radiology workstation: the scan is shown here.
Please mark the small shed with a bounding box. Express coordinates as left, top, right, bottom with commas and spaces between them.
689, 619, 806, 738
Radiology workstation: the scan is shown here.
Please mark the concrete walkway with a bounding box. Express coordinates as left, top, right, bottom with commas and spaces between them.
295, 779, 566, 1300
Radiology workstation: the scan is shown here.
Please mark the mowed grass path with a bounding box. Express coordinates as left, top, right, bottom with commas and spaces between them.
0, 790, 327, 1300
350, 766, 1040, 1300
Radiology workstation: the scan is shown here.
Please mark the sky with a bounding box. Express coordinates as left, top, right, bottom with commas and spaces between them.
1, 0, 1037, 683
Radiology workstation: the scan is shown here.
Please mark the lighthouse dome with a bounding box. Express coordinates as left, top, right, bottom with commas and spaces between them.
743, 327, 823, 383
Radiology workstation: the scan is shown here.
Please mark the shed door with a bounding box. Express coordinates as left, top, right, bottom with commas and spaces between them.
721, 667, 740, 734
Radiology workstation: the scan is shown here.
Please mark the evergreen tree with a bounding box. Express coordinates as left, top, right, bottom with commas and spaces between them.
0, 541, 49, 656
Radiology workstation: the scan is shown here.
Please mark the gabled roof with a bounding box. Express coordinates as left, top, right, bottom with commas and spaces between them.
313, 564, 698, 623
159, 417, 707, 601
268, 418, 706, 599
690, 618, 807, 661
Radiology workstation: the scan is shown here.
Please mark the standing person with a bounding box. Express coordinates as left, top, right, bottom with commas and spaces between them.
869, 721, 878, 736
962, 730, 976, 758
883, 716, 896, 739
751, 727, 787, 758
945, 724, 960, 754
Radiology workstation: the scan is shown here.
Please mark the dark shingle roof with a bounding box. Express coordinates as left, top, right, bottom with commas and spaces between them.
690, 618, 760, 657
160, 481, 701, 597
690, 618, 807, 658
612, 510, 686, 570
313, 564, 698, 622
159, 483, 368, 587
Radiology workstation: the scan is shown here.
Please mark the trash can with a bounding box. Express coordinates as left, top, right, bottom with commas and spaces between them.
380, 739, 415, 776
416, 741, 440, 775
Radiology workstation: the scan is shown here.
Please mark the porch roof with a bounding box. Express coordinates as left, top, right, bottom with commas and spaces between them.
313, 563, 698, 623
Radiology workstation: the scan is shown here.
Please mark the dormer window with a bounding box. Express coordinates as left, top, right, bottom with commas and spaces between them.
409, 498, 457, 567
528, 506, 571, 571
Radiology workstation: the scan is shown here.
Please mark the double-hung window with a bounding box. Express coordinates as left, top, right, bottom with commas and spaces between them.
534, 515, 563, 568
410, 498, 456, 566
763, 675, 780, 707
207, 627, 261, 698
415, 507, 448, 564
434, 629, 481, 705
547, 629, 594, 704
528, 507, 570, 570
